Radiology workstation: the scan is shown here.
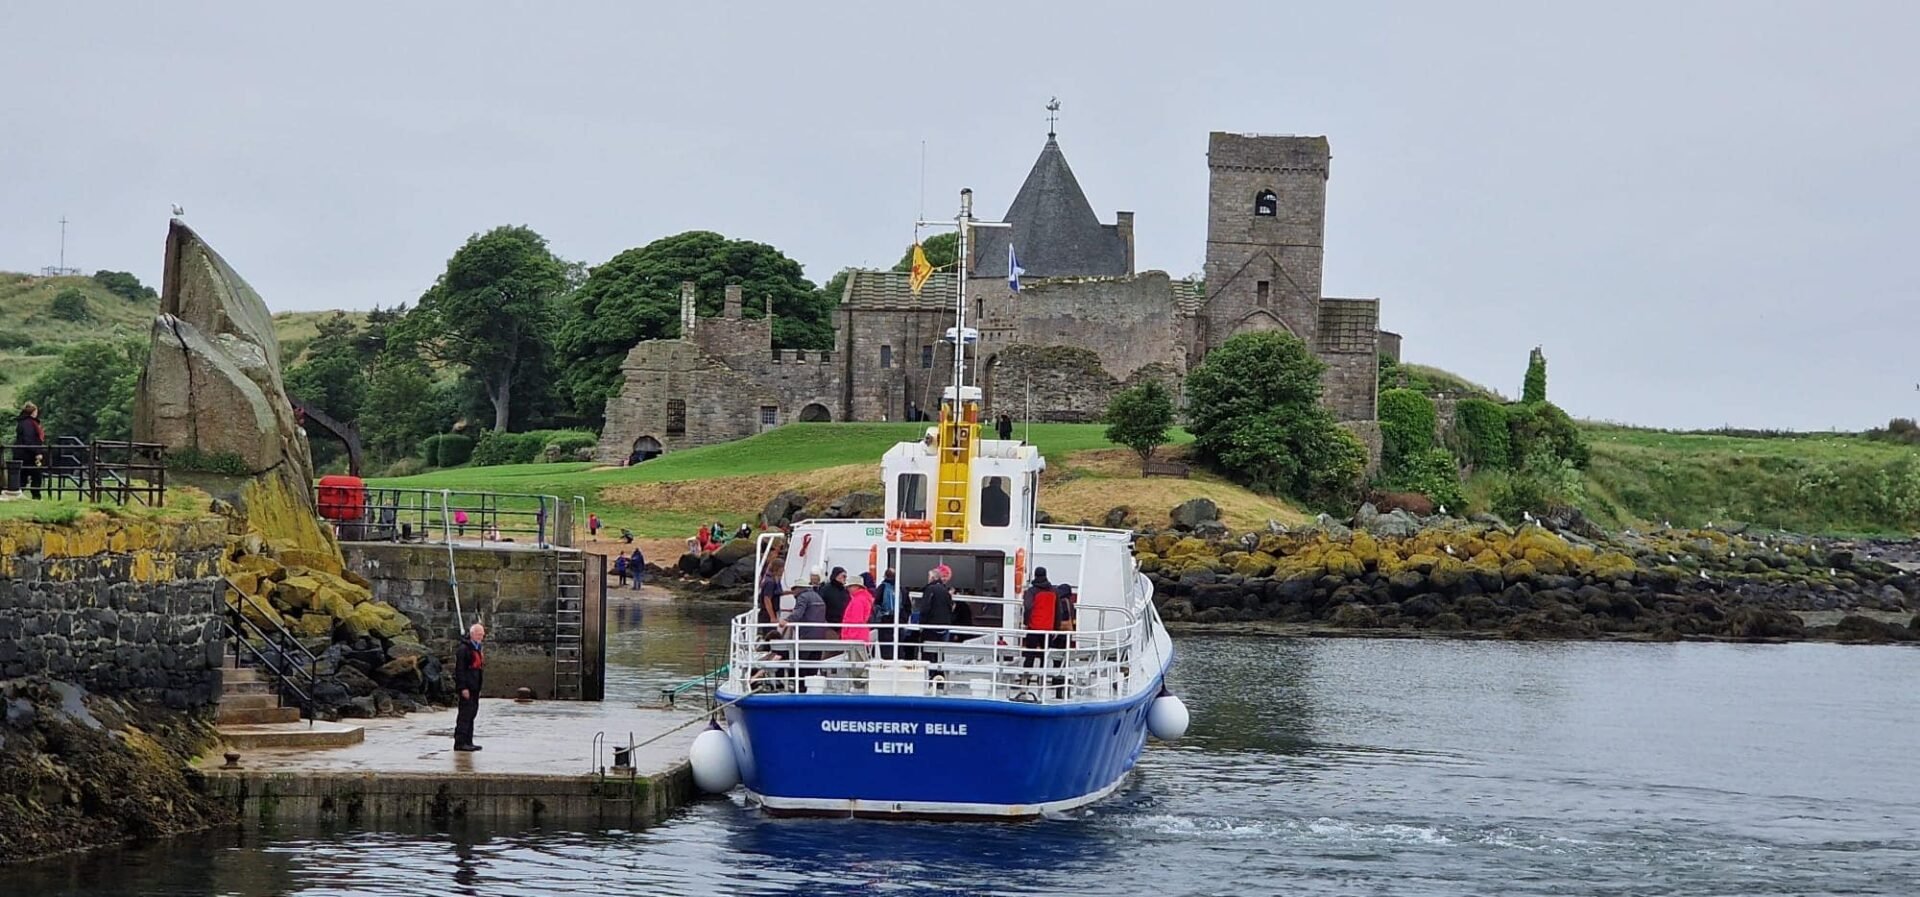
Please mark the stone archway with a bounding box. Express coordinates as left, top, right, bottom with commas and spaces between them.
629, 435, 663, 463
799, 403, 832, 422
1232, 310, 1295, 337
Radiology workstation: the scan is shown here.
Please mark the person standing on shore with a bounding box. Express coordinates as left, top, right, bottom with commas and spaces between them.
12, 402, 46, 499
453, 622, 486, 752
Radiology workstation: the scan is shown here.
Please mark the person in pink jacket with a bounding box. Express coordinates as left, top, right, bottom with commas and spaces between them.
841, 584, 875, 642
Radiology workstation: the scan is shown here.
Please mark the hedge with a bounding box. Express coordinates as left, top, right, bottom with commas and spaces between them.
1378, 388, 1437, 471
1452, 398, 1511, 470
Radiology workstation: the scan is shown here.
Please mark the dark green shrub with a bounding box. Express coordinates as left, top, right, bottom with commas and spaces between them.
421, 433, 475, 467
1383, 446, 1465, 511
539, 430, 599, 462
91, 270, 157, 302
1378, 388, 1436, 471
467, 429, 597, 467
1489, 447, 1586, 519
1508, 401, 1590, 470
50, 288, 92, 322
0, 331, 33, 350
170, 448, 253, 476
1452, 398, 1511, 470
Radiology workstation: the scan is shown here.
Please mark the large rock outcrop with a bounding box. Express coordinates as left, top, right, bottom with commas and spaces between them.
136, 219, 314, 494
131, 221, 424, 691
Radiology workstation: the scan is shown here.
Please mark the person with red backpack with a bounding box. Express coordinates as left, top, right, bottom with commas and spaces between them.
1021, 568, 1058, 669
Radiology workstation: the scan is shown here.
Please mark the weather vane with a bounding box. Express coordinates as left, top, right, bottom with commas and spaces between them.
1046, 97, 1061, 139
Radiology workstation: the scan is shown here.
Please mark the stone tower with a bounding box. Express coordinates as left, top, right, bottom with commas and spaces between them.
1199, 132, 1330, 358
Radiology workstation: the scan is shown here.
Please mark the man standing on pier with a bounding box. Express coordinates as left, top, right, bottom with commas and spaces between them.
454, 622, 486, 752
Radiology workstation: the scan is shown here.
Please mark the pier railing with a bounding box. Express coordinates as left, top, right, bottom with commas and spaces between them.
326, 486, 571, 548
2, 438, 166, 506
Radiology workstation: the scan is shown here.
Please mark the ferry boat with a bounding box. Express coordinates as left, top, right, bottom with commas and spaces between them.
688, 190, 1187, 818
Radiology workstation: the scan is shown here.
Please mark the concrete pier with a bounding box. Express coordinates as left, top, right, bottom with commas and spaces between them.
201, 698, 704, 827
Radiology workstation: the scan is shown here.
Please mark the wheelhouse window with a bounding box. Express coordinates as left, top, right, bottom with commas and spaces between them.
979, 476, 1011, 527
1255, 189, 1278, 217
895, 472, 927, 520
880, 345, 893, 368
898, 549, 1005, 598
666, 399, 687, 435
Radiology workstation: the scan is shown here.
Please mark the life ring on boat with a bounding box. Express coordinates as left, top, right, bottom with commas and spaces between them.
867, 543, 878, 580
1015, 548, 1026, 588
799, 532, 813, 559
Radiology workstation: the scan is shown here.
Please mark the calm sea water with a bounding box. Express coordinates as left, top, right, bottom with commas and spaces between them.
17, 600, 1920, 897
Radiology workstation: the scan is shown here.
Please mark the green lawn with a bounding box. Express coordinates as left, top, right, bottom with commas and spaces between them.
0, 493, 214, 525
370, 422, 1191, 537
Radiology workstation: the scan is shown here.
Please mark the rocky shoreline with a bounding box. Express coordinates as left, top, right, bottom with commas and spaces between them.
666, 490, 1920, 646
1141, 500, 1919, 645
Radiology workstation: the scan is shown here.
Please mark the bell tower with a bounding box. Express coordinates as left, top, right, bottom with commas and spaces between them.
1199, 132, 1330, 359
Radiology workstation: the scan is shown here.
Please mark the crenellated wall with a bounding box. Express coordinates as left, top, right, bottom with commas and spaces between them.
0, 515, 229, 708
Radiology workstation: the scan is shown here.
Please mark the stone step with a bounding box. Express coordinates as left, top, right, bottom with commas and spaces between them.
222, 679, 276, 696
217, 705, 302, 726
217, 693, 281, 711
218, 721, 365, 751
222, 666, 267, 682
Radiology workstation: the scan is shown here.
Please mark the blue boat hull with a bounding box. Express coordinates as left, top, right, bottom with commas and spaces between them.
717, 677, 1162, 817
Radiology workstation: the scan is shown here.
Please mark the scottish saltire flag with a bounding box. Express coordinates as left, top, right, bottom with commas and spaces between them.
1008, 243, 1024, 292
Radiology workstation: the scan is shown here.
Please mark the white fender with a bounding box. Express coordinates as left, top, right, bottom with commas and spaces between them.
689, 727, 740, 793
1148, 694, 1189, 741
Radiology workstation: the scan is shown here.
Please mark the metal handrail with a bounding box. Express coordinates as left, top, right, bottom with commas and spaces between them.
330, 485, 565, 547
222, 578, 322, 722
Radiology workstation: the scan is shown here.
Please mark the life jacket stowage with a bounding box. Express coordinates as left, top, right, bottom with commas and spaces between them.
1027, 589, 1057, 632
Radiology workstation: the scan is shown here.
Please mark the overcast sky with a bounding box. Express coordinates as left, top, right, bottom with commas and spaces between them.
3, 2, 1916, 430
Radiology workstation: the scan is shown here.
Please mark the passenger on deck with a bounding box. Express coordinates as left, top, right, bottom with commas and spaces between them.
784, 569, 829, 662
1022, 568, 1058, 669
921, 564, 954, 647
1052, 583, 1077, 651
842, 582, 874, 643
821, 567, 852, 625
879, 568, 899, 620
757, 560, 786, 643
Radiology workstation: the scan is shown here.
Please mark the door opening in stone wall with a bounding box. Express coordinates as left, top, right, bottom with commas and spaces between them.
629, 435, 663, 464
799, 403, 831, 422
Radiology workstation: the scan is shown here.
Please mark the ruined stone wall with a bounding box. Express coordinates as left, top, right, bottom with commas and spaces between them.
971, 272, 1190, 381
0, 516, 229, 708
982, 345, 1182, 423
340, 542, 560, 699
1322, 349, 1381, 423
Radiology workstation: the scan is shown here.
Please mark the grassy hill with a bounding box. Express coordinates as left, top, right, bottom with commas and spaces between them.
369, 422, 1308, 539
0, 272, 158, 409
1577, 424, 1920, 535
271, 309, 371, 362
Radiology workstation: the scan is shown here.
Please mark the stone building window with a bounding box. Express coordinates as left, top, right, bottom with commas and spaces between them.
666, 399, 686, 435
881, 345, 893, 368
1256, 280, 1271, 308
921, 345, 934, 369
1255, 190, 1278, 217
760, 405, 777, 426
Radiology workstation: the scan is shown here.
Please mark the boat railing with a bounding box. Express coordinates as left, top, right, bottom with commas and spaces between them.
724, 602, 1154, 705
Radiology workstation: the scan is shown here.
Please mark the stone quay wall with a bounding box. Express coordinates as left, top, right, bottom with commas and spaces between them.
340, 542, 561, 699
0, 517, 230, 708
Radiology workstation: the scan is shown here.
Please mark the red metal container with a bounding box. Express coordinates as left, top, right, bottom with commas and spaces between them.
316, 474, 366, 522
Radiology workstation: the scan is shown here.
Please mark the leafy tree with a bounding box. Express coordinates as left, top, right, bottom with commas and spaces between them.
1522, 347, 1547, 404
556, 231, 830, 423
284, 313, 369, 420
1184, 331, 1366, 508
1103, 380, 1176, 474
1384, 446, 1465, 511
49, 288, 92, 322
393, 226, 566, 432
20, 340, 144, 443
892, 232, 958, 272
1507, 400, 1590, 470
360, 359, 456, 463
90, 270, 156, 302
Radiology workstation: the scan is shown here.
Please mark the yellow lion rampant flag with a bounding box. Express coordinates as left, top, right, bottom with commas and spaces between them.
908, 243, 934, 296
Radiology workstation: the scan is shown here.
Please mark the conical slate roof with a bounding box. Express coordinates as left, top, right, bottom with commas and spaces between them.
972, 138, 1129, 278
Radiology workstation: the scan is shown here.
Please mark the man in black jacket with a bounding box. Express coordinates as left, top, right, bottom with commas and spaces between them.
920, 565, 955, 658
453, 622, 486, 752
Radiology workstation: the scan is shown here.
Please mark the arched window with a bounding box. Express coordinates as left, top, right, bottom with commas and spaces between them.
1254, 190, 1278, 217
